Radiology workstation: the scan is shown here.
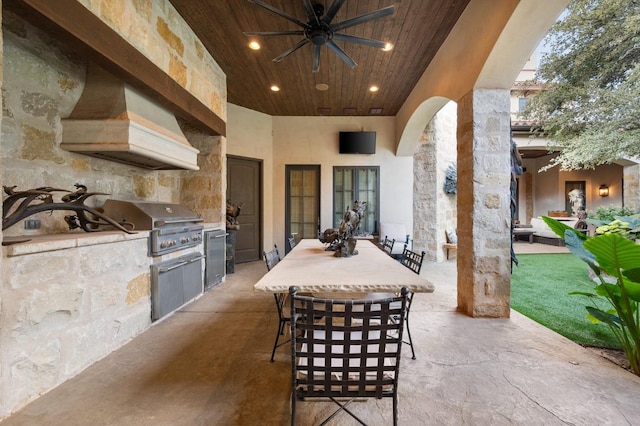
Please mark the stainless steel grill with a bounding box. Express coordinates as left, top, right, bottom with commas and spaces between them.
102, 199, 204, 256
102, 199, 206, 321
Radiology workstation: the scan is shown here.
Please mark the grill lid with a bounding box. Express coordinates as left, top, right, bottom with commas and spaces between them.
102, 199, 202, 230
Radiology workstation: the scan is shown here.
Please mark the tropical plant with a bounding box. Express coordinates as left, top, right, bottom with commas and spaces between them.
543, 216, 640, 374
588, 213, 640, 241
588, 206, 640, 222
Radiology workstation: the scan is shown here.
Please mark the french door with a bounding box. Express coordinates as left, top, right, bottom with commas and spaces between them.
285, 165, 320, 253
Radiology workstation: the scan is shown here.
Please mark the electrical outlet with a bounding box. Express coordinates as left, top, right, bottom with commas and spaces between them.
24, 219, 41, 229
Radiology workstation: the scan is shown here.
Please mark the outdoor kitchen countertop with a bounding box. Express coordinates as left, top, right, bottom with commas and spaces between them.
2, 230, 150, 257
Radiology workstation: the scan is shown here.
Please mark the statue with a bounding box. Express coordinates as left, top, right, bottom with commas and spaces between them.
226, 200, 243, 230
319, 200, 367, 257
568, 188, 584, 217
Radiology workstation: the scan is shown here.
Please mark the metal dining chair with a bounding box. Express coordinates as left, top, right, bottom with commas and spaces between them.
382, 237, 395, 256
263, 244, 289, 362
398, 246, 425, 359
287, 234, 297, 251
290, 287, 410, 426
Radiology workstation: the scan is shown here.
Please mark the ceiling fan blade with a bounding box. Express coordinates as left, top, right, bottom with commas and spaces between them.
312, 44, 321, 72
302, 0, 320, 26
322, 0, 346, 24
332, 5, 395, 32
333, 33, 386, 49
273, 39, 310, 62
243, 31, 305, 37
248, 0, 309, 29
327, 40, 357, 69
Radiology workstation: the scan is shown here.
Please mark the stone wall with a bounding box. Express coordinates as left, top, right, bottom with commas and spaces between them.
413, 102, 457, 262
0, 1, 226, 418
76, 0, 226, 121
1, 234, 152, 416
623, 164, 640, 211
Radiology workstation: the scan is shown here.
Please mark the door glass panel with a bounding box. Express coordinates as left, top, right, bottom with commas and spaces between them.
333, 166, 379, 235
286, 166, 320, 251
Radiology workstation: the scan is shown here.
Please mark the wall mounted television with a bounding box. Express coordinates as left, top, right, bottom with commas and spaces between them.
339, 131, 376, 154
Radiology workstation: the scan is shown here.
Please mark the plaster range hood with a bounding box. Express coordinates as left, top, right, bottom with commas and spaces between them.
61, 64, 199, 170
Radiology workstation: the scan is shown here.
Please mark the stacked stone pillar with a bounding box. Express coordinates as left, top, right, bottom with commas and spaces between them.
623, 164, 640, 211
456, 89, 512, 318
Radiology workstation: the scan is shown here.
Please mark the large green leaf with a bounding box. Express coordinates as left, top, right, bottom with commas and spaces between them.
595, 283, 621, 298
584, 234, 640, 277
586, 306, 621, 328
562, 227, 599, 274
625, 268, 640, 283
542, 216, 588, 241
621, 277, 640, 303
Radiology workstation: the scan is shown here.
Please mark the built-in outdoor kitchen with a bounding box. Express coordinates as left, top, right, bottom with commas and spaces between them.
1, 2, 227, 417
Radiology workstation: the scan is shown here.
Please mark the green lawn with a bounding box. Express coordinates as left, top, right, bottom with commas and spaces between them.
511, 253, 621, 349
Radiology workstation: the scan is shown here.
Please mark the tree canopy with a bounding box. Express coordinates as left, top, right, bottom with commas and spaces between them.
523, 0, 640, 170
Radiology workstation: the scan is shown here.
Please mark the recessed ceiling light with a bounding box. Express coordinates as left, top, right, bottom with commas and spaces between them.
315, 83, 329, 91
343, 108, 356, 115
318, 107, 331, 115
382, 43, 393, 51
270, 85, 280, 92
249, 41, 261, 50
369, 85, 379, 92
370, 108, 383, 115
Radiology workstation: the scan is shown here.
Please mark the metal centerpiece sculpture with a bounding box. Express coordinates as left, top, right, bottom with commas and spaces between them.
2, 184, 135, 234
319, 200, 366, 257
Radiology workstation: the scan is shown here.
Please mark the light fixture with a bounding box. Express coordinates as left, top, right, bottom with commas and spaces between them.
315, 83, 329, 91
270, 85, 280, 92
248, 41, 261, 50
369, 85, 379, 92
598, 184, 609, 197
382, 42, 394, 51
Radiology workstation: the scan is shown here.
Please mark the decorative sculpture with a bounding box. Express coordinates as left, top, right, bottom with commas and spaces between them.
510, 136, 523, 267
319, 201, 367, 257
2, 184, 135, 233
568, 188, 585, 217
226, 200, 243, 230
444, 163, 457, 194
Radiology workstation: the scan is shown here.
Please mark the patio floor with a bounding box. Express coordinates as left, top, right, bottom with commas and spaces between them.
2, 241, 639, 425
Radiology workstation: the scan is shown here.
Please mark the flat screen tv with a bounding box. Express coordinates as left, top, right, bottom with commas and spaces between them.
339, 131, 376, 154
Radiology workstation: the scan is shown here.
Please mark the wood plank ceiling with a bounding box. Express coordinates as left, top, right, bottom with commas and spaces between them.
169, 0, 470, 117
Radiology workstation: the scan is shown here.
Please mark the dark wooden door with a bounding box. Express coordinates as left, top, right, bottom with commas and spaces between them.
227, 156, 262, 263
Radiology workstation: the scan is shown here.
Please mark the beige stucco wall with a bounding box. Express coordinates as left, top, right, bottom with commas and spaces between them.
522, 156, 624, 219
271, 116, 411, 252
226, 104, 275, 247
226, 107, 413, 253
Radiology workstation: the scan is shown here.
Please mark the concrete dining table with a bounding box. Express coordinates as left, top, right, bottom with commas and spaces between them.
253, 239, 435, 295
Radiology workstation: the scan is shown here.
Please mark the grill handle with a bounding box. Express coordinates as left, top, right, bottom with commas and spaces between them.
154, 218, 204, 227
158, 255, 205, 273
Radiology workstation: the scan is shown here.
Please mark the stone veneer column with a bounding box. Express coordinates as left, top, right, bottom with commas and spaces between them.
623, 164, 640, 211
180, 129, 226, 224
413, 102, 457, 262
456, 89, 512, 318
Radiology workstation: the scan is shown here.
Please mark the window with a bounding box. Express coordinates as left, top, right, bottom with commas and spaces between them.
333, 166, 379, 235
518, 97, 529, 114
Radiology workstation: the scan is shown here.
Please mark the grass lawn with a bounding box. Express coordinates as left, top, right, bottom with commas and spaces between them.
511, 253, 621, 349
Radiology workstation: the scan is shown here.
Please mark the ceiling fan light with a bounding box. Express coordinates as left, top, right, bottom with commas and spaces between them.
248, 41, 261, 50
382, 43, 393, 51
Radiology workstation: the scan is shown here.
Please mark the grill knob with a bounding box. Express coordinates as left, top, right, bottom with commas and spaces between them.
181, 237, 190, 244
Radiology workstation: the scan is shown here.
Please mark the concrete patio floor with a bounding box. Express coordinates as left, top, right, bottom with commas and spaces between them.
2, 242, 639, 425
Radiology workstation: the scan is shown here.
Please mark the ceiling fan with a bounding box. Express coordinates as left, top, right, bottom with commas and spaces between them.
243, 0, 395, 72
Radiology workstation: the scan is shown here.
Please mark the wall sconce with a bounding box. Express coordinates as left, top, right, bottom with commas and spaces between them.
598, 184, 609, 197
